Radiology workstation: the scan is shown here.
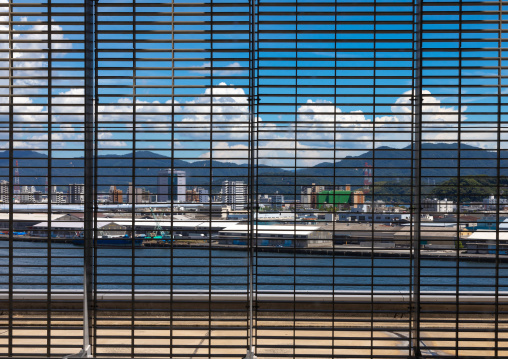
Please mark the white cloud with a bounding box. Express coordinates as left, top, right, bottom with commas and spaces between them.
291, 91, 468, 152
4, 48, 478, 161
98, 140, 128, 148
198, 142, 249, 164
0, 16, 79, 127
190, 62, 246, 76
12, 141, 48, 150
98, 132, 113, 140
295, 100, 372, 142
8, 20, 74, 90
175, 82, 253, 141
390, 89, 466, 123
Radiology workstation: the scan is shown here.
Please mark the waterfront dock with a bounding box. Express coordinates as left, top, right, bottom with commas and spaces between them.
2, 234, 506, 263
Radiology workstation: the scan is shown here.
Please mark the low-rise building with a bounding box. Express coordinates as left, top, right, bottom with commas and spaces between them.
88, 218, 239, 238
475, 216, 508, 230
31, 221, 126, 238
337, 212, 411, 224
218, 224, 331, 248
422, 198, 456, 213
483, 195, 508, 210
0, 213, 63, 231
323, 222, 465, 248
464, 231, 508, 254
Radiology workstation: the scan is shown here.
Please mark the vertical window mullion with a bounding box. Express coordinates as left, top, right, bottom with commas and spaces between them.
412, 0, 423, 355
7, 2, 13, 356
84, 0, 95, 356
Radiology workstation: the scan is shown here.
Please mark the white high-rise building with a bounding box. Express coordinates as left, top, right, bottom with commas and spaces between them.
271, 192, 285, 209
157, 169, 186, 202
220, 180, 247, 210
127, 183, 151, 204
20, 185, 36, 203
68, 184, 84, 204
0, 180, 9, 203
197, 187, 209, 204
51, 186, 65, 204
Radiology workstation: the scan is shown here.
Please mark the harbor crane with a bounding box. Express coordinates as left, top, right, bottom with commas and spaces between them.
149, 207, 171, 242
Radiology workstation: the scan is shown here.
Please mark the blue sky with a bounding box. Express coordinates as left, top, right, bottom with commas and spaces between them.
1, 0, 506, 167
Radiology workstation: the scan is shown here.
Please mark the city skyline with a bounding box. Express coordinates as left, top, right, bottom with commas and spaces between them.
0, 0, 506, 357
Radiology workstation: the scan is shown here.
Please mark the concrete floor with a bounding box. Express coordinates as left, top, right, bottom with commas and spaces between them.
0, 316, 506, 358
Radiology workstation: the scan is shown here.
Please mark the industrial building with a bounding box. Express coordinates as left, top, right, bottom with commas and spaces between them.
31, 221, 126, 238
300, 183, 327, 208
29, 218, 239, 239
122, 219, 237, 237
327, 223, 466, 248
464, 231, 508, 254
218, 224, 332, 248
337, 212, 411, 224
317, 189, 366, 209
300, 184, 367, 210
0, 213, 64, 232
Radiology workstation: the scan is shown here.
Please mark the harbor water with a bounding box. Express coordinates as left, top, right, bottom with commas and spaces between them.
0, 241, 507, 291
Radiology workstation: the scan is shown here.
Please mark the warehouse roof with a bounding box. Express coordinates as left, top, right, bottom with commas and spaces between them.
220, 224, 320, 236
100, 219, 238, 229
32, 219, 239, 230
466, 231, 508, 242
33, 221, 113, 229
0, 213, 63, 222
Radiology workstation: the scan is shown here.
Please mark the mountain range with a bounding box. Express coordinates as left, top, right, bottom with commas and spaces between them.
0, 143, 504, 198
